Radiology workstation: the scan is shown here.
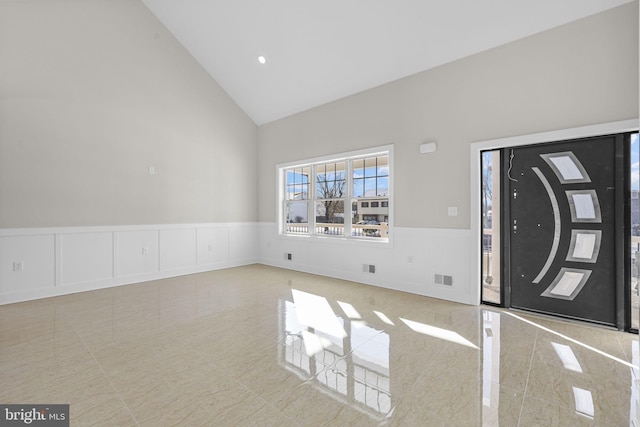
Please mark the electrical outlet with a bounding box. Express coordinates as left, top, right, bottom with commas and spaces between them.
142, 247, 149, 255
13, 261, 23, 272
286, 253, 292, 261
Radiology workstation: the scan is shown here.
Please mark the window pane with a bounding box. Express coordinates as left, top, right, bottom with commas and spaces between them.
351, 201, 358, 223
353, 159, 364, 177
364, 178, 377, 196
286, 167, 310, 200
481, 150, 500, 305
285, 201, 309, 234
353, 178, 364, 198
353, 218, 387, 238
315, 200, 345, 235
286, 185, 303, 201
326, 163, 336, 177
631, 133, 639, 329
377, 177, 389, 196
316, 161, 346, 199
352, 196, 389, 238
377, 156, 389, 176
364, 161, 377, 177
353, 156, 389, 198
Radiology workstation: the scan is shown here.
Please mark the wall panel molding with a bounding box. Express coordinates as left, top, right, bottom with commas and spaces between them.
258, 222, 474, 305
2, 222, 475, 306
0, 223, 259, 305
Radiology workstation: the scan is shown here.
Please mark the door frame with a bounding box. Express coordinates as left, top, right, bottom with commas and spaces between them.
470, 119, 639, 308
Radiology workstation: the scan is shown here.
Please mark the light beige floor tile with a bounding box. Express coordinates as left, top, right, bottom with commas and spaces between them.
482, 310, 539, 394
616, 333, 639, 364
2, 354, 121, 421
519, 313, 629, 361
524, 349, 632, 426
387, 377, 483, 427
1, 264, 637, 426
532, 332, 632, 382
271, 379, 390, 426
71, 397, 138, 427
92, 337, 218, 393
125, 365, 277, 426
479, 381, 525, 427
215, 344, 319, 405
519, 394, 624, 427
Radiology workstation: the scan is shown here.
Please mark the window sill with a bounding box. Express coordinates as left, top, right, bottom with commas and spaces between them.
278, 232, 391, 246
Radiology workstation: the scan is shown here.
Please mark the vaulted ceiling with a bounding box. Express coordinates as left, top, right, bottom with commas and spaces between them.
141, 0, 634, 125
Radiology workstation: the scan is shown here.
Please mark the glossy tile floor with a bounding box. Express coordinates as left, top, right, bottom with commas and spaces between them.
1, 264, 638, 426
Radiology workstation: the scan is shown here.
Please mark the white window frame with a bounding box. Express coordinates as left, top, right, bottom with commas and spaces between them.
277, 144, 393, 242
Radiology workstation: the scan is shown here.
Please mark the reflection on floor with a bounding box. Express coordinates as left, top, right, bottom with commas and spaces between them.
0, 265, 637, 426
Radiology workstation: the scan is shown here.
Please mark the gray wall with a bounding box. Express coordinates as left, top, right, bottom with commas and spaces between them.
0, 0, 258, 228
1, 1, 637, 231
258, 2, 639, 228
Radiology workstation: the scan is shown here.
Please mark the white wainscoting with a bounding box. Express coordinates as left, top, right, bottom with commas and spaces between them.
59, 232, 114, 286
1, 222, 477, 306
0, 223, 259, 305
258, 223, 477, 305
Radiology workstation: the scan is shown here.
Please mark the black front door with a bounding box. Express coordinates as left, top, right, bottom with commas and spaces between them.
508, 135, 620, 326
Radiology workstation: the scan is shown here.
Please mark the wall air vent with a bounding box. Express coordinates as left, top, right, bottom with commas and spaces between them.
435, 274, 453, 286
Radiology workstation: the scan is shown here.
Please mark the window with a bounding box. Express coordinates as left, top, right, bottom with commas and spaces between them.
315, 161, 346, 235
280, 147, 392, 240
481, 150, 500, 305
630, 132, 639, 330
284, 166, 311, 234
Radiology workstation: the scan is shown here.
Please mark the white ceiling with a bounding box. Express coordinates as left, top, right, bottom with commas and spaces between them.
141, 0, 633, 125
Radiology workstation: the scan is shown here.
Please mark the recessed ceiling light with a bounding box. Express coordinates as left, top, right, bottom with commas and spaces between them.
257, 55, 266, 64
